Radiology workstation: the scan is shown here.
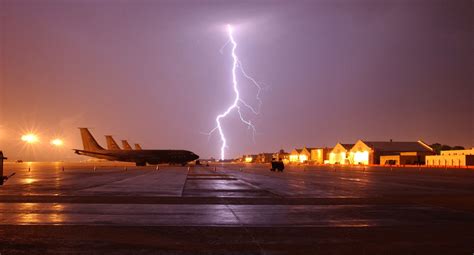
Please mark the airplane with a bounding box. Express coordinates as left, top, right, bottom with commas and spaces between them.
121, 140, 133, 150
105, 135, 121, 150
134, 144, 142, 150
74, 128, 199, 166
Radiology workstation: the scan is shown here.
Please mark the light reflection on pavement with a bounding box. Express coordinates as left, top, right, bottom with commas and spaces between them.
1, 162, 474, 227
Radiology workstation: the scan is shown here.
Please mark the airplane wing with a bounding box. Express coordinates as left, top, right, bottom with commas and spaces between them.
73, 149, 118, 157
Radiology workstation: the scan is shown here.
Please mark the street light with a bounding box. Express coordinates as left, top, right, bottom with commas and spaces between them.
21, 133, 39, 144
50, 138, 64, 147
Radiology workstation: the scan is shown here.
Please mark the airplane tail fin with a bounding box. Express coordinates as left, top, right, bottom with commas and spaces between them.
105, 135, 121, 150
122, 140, 133, 150
79, 128, 105, 152
134, 144, 142, 150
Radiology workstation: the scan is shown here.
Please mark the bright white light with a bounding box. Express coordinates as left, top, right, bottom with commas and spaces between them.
208, 24, 263, 160
50, 138, 64, 147
354, 151, 369, 165
21, 133, 39, 144
329, 152, 336, 164
289, 154, 299, 162
299, 154, 308, 163
341, 152, 346, 165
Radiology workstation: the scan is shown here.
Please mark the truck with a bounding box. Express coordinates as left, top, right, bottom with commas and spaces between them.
270, 159, 285, 172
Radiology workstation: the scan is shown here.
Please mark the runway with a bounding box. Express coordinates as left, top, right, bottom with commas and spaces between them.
1, 162, 473, 254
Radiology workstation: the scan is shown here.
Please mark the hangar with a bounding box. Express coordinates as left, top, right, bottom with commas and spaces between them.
309, 147, 332, 164
349, 140, 434, 165
329, 143, 354, 165
290, 147, 314, 163
426, 148, 474, 167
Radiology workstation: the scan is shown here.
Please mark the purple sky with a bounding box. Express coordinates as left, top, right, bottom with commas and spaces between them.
1, 0, 472, 161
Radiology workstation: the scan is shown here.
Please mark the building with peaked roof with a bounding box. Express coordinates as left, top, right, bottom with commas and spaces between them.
349, 140, 434, 165
426, 148, 474, 167
329, 143, 354, 164
301, 147, 316, 162
290, 149, 303, 163
310, 147, 332, 164
290, 147, 313, 163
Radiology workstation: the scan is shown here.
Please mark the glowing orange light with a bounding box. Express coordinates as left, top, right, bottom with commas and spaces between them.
329, 152, 336, 164
21, 133, 39, 144
299, 154, 308, 163
23, 178, 35, 184
341, 152, 346, 165
50, 138, 64, 146
289, 155, 299, 162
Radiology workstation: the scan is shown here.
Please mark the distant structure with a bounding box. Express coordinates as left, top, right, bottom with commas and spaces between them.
121, 140, 133, 150
243, 154, 258, 163
239, 152, 284, 164
105, 135, 121, 150
238, 139, 472, 167
349, 140, 434, 165
289, 147, 331, 163
283, 141, 434, 165
310, 147, 332, 164
273, 149, 290, 163
290, 148, 311, 163
134, 144, 142, 150
329, 143, 355, 164
425, 148, 474, 167
256, 153, 273, 163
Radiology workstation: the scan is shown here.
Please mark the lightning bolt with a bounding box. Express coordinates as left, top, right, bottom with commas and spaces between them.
207, 24, 263, 160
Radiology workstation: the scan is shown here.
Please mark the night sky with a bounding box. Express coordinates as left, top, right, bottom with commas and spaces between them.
0, 0, 472, 161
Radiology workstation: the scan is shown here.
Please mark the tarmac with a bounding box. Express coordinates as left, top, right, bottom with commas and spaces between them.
0, 162, 473, 254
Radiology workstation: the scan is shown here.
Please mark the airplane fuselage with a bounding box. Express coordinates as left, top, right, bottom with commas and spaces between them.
75, 149, 199, 165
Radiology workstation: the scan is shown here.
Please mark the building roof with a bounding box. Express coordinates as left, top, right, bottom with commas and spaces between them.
308, 147, 333, 151
340, 144, 355, 150
291, 149, 303, 154
362, 141, 433, 152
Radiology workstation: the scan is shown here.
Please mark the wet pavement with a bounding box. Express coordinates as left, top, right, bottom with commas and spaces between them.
0, 162, 474, 254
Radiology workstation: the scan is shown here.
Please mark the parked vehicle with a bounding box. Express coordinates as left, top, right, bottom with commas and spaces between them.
270, 160, 285, 172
